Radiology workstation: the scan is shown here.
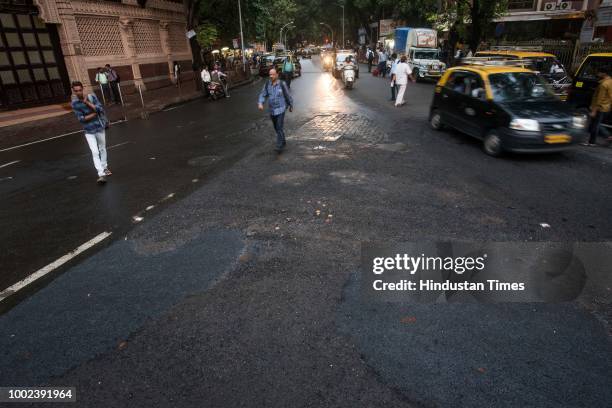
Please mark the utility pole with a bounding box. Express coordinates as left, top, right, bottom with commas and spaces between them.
238, 0, 246, 72
341, 4, 345, 48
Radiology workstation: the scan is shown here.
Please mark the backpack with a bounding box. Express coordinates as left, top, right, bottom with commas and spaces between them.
283, 60, 293, 72
265, 79, 291, 108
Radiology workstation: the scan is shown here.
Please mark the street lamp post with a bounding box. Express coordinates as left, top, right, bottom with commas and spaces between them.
284, 25, 295, 50
280, 21, 294, 50
319, 22, 334, 47
340, 4, 345, 48
238, 0, 246, 72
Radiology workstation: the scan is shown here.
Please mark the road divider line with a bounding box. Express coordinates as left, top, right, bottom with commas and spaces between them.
0, 231, 112, 303
0, 120, 127, 152
107, 141, 131, 150
0, 160, 20, 169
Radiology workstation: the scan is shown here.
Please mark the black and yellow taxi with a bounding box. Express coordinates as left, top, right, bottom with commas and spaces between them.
567, 53, 612, 110
274, 54, 302, 77
474, 50, 570, 99
429, 65, 587, 156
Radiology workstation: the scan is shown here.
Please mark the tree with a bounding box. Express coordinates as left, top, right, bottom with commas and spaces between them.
196, 22, 218, 49
183, 0, 204, 69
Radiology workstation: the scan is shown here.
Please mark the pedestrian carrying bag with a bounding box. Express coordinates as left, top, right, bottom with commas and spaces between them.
88, 94, 109, 129
265, 79, 291, 111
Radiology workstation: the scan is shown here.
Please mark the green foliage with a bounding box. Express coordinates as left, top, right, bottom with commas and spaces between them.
196, 22, 218, 49
191, 0, 507, 50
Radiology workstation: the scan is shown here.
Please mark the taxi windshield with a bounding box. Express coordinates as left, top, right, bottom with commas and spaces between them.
336, 54, 353, 62
488, 72, 556, 103
576, 56, 612, 81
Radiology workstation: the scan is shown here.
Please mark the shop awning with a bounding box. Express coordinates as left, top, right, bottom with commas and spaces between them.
494, 10, 585, 22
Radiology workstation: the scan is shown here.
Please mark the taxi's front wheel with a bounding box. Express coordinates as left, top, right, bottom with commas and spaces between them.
484, 131, 503, 157
430, 109, 444, 130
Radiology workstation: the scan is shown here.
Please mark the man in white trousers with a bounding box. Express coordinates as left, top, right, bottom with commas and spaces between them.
70, 81, 111, 184
394, 55, 413, 107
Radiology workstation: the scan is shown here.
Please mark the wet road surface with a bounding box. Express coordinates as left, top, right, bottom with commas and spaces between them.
1, 57, 611, 407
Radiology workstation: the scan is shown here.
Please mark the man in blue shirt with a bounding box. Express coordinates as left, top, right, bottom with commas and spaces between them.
258, 68, 293, 152
70, 81, 111, 184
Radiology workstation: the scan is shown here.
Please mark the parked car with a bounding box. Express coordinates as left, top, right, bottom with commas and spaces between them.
298, 48, 312, 59
274, 55, 301, 77
258, 54, 276, 76
429, 65, 586, 156
568, 53, 612, 110
474, 50, 572, 100
333, 50, 359, 79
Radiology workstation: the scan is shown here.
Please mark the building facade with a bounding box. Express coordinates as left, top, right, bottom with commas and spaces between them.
0, 0, 193, 110
494, 0, 595, 41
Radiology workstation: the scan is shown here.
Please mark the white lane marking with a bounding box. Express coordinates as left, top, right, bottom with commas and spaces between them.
0, 160, 20, 169
132, 216, 144, 223
163, 106, 179, 112
0, 231, 112, 303
107, 141, 131, 150
0, 120, 127, 152
145, 205, 155, 211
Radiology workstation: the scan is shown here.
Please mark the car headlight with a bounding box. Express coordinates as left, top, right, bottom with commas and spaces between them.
572, 115, 587, 129
509, 118, 540, 132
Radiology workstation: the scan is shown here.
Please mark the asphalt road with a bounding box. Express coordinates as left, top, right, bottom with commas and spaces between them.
0, 57, 611, 407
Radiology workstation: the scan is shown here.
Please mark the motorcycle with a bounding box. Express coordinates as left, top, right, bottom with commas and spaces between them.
208, 80, 226, 100
342, 65, 356, 89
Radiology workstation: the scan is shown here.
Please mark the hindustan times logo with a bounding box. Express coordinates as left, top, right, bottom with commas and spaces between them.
372, 254, 487, 275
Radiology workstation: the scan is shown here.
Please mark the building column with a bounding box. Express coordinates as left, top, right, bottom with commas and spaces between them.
536, 0, 543, 12
119, 17, 145, 90
36, 0, 91, 92
159, 21, 173, 80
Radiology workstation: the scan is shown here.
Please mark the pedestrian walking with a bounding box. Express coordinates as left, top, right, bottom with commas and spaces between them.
105, 64, 120, 104
377, 49, 388, 78
583, 67, 612, 146
389, 53, 399, 101
394, 55, 413, 107
257, 68, 293, 153
282, 56, 294, 89
366, 47, 374, 73
70, 81, 111, 184
173, 61, 181, 86
201, 66, 211, 97
95, 67, 110, 104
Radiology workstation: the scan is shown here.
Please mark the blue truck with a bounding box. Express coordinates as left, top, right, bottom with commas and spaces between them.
394, 27, 446, 81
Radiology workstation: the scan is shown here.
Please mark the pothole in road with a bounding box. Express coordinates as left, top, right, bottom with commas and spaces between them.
290, 113, 387, 144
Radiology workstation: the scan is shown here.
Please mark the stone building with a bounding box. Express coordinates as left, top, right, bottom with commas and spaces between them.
0, 0, 193, 110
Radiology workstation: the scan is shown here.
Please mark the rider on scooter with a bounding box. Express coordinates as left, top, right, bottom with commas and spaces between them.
211, 64, 229, 97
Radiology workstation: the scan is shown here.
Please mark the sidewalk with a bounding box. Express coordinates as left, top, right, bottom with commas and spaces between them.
0, 76, 257, 151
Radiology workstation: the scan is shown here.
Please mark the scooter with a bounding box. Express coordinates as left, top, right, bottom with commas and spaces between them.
342, 65, 356, 89
208, 80, 226, 100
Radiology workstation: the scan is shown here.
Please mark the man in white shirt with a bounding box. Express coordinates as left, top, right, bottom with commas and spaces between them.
201, 66, 211, 97
394, 55, 413, 107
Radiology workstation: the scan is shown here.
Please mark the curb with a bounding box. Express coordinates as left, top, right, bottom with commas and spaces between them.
157, 76, 259, 112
